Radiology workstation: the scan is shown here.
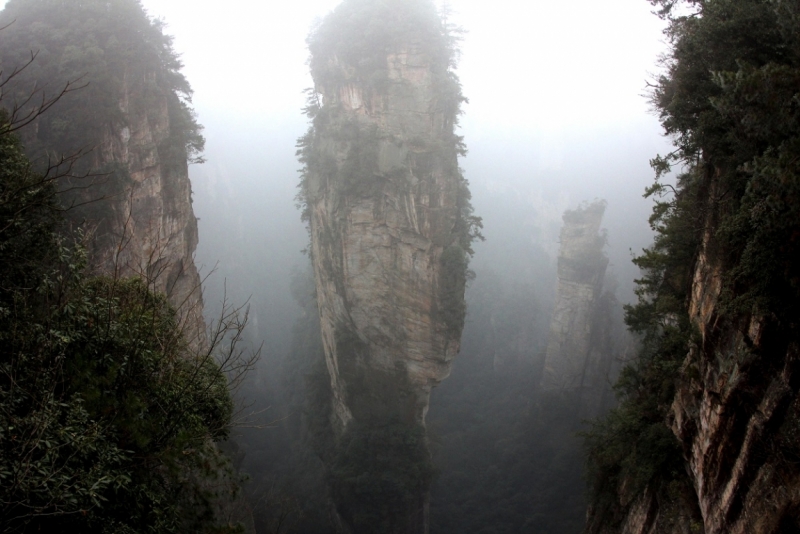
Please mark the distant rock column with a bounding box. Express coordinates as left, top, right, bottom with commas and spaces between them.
542, 200, 609, 393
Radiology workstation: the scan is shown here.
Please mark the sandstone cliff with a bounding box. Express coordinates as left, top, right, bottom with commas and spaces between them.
665, 220, 800, 534
0, 0, 205, 340
590, 198, 800, 534
65, 78, 206, 343
297, 1, 476, 531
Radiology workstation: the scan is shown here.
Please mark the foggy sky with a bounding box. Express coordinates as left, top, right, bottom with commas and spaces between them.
125, 0, 672, 307
0, 0, 675, 313
133, 0, 667, 132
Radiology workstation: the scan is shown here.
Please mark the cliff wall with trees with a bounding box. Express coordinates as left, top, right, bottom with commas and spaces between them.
585, 1, 800, 532
0, 1, 253, 531
0, 0, 206, 341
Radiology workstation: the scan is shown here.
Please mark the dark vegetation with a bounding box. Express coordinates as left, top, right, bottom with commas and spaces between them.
584, 0, 800, 528
0, 109, 242, 533
328, 419, 433, 533
0, 1, 251, 531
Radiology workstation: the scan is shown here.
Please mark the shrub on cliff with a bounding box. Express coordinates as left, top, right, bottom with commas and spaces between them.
0, 114, 241, 532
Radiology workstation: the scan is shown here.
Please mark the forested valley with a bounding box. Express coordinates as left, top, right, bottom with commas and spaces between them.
2, 0, 800, 533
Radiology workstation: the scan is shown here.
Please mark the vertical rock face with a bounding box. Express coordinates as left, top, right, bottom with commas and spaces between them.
71, 79, 205, 341
589, 192, 800, 534
298, 1, 475, 531
306, 52, 463, 430
0, 0, 205, 338
542, 200, 612, 400
665, 229, 800, 534
600, 221, 800, 534
302, 1, 470, 433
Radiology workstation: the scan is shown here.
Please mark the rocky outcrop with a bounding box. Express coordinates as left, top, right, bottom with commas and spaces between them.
298, 1, 474, 532
65, 77, 205, 343
597, 202, 800, 534
0, 0, 205, 341
542, 200, 614, 410
665, 230, 800, 534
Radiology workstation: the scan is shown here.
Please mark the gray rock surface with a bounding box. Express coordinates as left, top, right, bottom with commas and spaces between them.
542, 200, 610, 394
306, 46, 467, 433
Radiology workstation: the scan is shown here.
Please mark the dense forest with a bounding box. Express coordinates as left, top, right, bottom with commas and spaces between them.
2, 0, 800, 533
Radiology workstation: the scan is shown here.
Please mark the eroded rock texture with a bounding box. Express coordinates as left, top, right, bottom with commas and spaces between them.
298, 1, 474, 531
305, 53, 465, 431
593, 197, 800, 534
666, 232, 800, 534
65, 82, 206, 342
542, 201, 615, 412
0, 0, 206, 340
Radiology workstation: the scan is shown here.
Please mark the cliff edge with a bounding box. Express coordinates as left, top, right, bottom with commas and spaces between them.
584, 1, 800, 532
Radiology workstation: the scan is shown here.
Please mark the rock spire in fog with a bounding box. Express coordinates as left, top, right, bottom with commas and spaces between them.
297, 0, 479, 531
542, 200, 611, 394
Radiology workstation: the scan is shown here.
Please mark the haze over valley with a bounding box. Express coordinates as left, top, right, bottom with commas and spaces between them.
3, 1, 799, 533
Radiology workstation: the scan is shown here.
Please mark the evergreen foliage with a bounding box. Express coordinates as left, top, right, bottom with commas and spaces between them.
585, 0, 800, 527
0, 110, 239, 533
437, 245, 468, 335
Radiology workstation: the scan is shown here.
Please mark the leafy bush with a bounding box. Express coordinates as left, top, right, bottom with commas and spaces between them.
0, 110, 239, 533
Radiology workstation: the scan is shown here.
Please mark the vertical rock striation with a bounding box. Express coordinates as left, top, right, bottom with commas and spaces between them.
297, 1, 476, 531
584, 2, 800, 532
542, 200, 614, 408
592, 189, 800, 534
665, 213, 800, 534
69, 77, 206, 342
0, 0, 205, 340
